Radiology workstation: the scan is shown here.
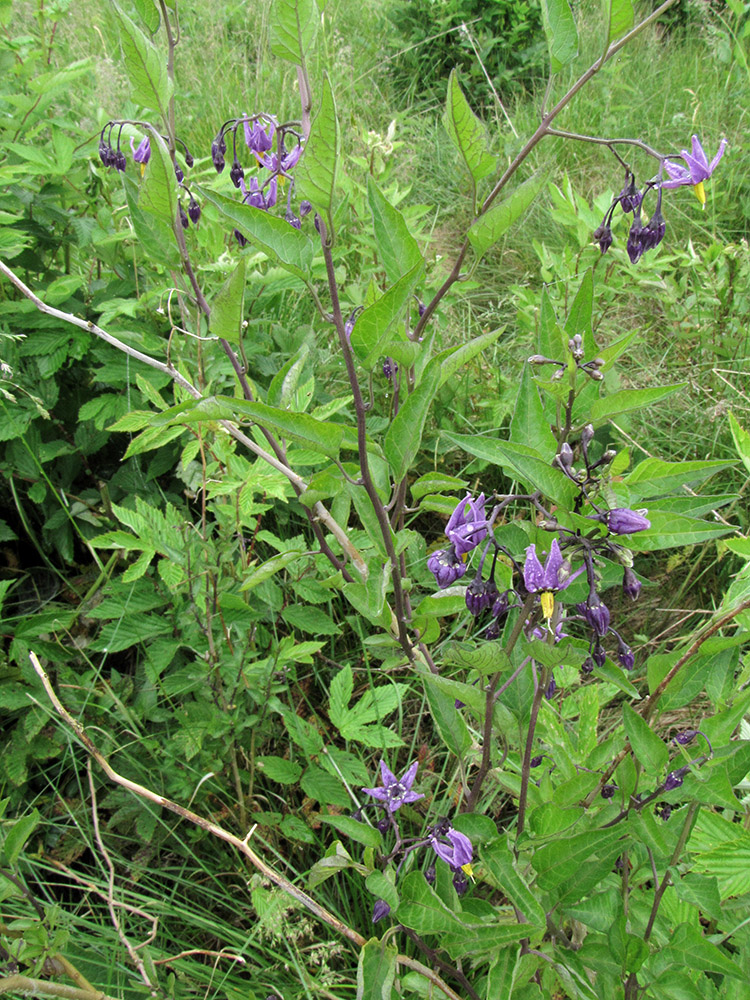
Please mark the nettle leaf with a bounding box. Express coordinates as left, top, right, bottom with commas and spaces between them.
540, 0, 579, 73
622, 703, 668, 775
605, 0, 634, 45
269, 0, 318, 65
357, 938, 398, 1000
296, 74, 339, 230
197, 187, 314, 280
467, 173, 546, 260
367, 176, 423, 284
112, 2, 172, 116
329, 666, 408, 747
256, 756, 302, 784
210, 258, 246, 345
660, 923, 745, 980
443, 70, 497, 195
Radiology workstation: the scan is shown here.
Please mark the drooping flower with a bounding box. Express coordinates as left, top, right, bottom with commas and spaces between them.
523, 538, 581, 619
130, 136, 151, 169
429, 822, 473, 873
465, 576, 498, 616
617, 173, 642, 214
577, 595, 611, 638
244, 116, 276, 155
662, 135, 727, 206
622, 567, 641, 601
445, 494, 488, 558
362, 761, 425, 813
427, 547, 466, 589
589, 508, 651, 535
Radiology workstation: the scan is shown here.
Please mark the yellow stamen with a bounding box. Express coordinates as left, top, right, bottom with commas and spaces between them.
140, 163, 145, 178
540, 591, 555, 620
461, 863, 475, 881
693, 181, 706, 208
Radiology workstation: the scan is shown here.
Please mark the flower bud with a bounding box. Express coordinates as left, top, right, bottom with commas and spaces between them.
372, 899, 391, 923
174, 162, 184, 183
179, 203, 189, 229
569, 334, 584, 360
299, 199, 312, 217
601, 784, 617, 799
558, 443, 574, 469
622, 566, 641, 601
188, 199, 201, 224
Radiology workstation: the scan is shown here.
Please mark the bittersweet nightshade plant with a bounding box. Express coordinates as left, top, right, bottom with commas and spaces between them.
662, 134, 728, 206
523, 539, 581, 618
427, 547, 466, 589
445, 493, 488, 557
429, 823, 473, 870
361, 760, 425, 813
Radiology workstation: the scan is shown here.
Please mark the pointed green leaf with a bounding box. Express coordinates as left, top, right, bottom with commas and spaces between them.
269, 0, 318, 64
367, 176, 423, 284
384, 361, 441, 480
467, 173, 546, 259
486, 948, 521, 1000
540, 0, 579, 72
622, 703, 668, 775
510, 364, 557, 461
112, 2, 172, 116
320, 815, 383, 849
240, 549, 306, 590
590, 384, 685, 425
210, 258, 246, 344
661, 923, 745, 980
350, 263, 423, 368
357, 938, 398, 1000
3, 810, 40, 866
423, 676, 472, 757
728, 411, 750, 476
435, 325, 505, 388
605, 0, 634, 45
132, 0, 160, 33
197, 186, 314, 279
397, 872, 463, 933
443, 70, 497, 191
625, 511, 735, 552
480, 841, 546, 928
564, 268, 596, 357
296, 74, 339, 229
623, 457, 735, 500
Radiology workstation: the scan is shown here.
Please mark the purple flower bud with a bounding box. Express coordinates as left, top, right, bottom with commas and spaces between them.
452, 869, 469, 896
211, 131, 227, 173
483, 620, 501, 641
593, 222, 613, 254
234, 229, 247, 248
114, 149, 127, 172
558, 443, 574, 469
592, 642, 606, 668
581, 657, 594, 675
627, 216, 644, 264
184, 150, 194, 168
622, 566, 642, 601
655, 802, 671, 821
664, 767, 689, 792
491, 590, 510, 620
618, 640, 635, 671
674, 730, 697, 746
382, 358, 398, 379
604, 508, 651, 535
179, 203, 189, 229
351, 809, 363, 822
299, 199, 312, 217
377, 816, 390, 834
372, 899, 391, 923
601, 784, 617, 799
285, 210, 301, 229
230, 160, 244, 188
425, 864, 436, 885
530, 755, 544, 768
577, 596, 611, 638
545, 676, 557, 700
174, 162, 184, 183
418, 301, 427, 317
188, 199, 201, 224
465, 578, 497, 616
618, 175, 642, 214
427, 547, 466, 589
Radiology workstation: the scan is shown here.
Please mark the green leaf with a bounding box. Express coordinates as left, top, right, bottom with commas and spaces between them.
590, 384, 685, 425
444, 433, 576, 508
625, 511, 734, 552
480, 841, 546, 929
3, 810, 40, 866
300, 764, 350, 807
443, 70, 497, 193
357, 938, 398, 1000
436, 326, 505, 388
240, 550, 306, 591
605, 0, 634, 45
623, 457, 733, 499
198, 187, 314, 279
564, 268, 596, 358
210, 259, 246, 345
397, 872, 463, 934
384, 361, 441, 480
366, 871, 399, 910
411, 473, 468, 502
112, 2, 172, 116
132, 0, 160, 33
329, 664, 354, 730
423, 676, 472, 757
661, 923, 745, 980
367, 176, 423, 285
123, 175, 180, 269
319, 815, 383, 849
256, 756, 303, 784
269, 0, 318, 64
728, 411, 750, 476
296, 74, 339, 230
510, 365, 557, 461
540, 0, 579, 72
350, 263, 423, 368
622, 703, 668, 775
486, 947, 521, 1000
672, 873, 722, 922
467, 174, 546, 260
282, 604, 340, 635
533, 827, 624, 894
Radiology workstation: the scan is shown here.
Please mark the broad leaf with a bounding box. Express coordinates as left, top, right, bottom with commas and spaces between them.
480, 841, 546, 929
540, 0, 579, 72
210, 258, 246, 344
443, 70, 496, 194
590, 384, 685, 425
269, 0, 317, 64
112, 2, 172, 116
296, 74, 339, 229
622, 703, 668, 775
623, 457, 735, 500
384, 361, 441, 480
397, 872, 463, 934
367, 176, 424, 284
350, 263, 423, 368
468, 174, 546, 260
198, 187, 314, 279
357, 938, 398, 1000
435, 326, 505, 388
510, 364, 557, 461
605, 0, 634, 45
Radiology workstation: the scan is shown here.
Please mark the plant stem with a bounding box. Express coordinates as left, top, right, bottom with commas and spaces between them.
516, 664, 549, 843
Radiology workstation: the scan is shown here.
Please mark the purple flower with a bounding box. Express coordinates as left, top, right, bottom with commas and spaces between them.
362, 761, 425, 813
211, 131, 226, 173
662, 135, 727, 205
618, 174, 642, 214
465, 577, 498, 616
618, 642, 635, 671
593, 221, 613, 254
545, 675, 557, 700
244, 116, 275, 154
239, 175, 277, 211
372, 899, 391, 923
130, 136, 151, 166
429, 824, 473, 870
523, 538, 582, 618
445, 494, 488, 558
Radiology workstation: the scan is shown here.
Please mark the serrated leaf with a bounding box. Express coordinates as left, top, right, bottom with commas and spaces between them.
256, 756, 303, 784
112, 2, 172, 115
661, 923, 745, 980
296, 74, 338, 229
467, 174, 546, 259
540, 0, 579, 72
367, 176, 423, 285
443, 70, 496, 193
269, 0, 317, 64
210, 258, 246, 344
198, 187, 314, 279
